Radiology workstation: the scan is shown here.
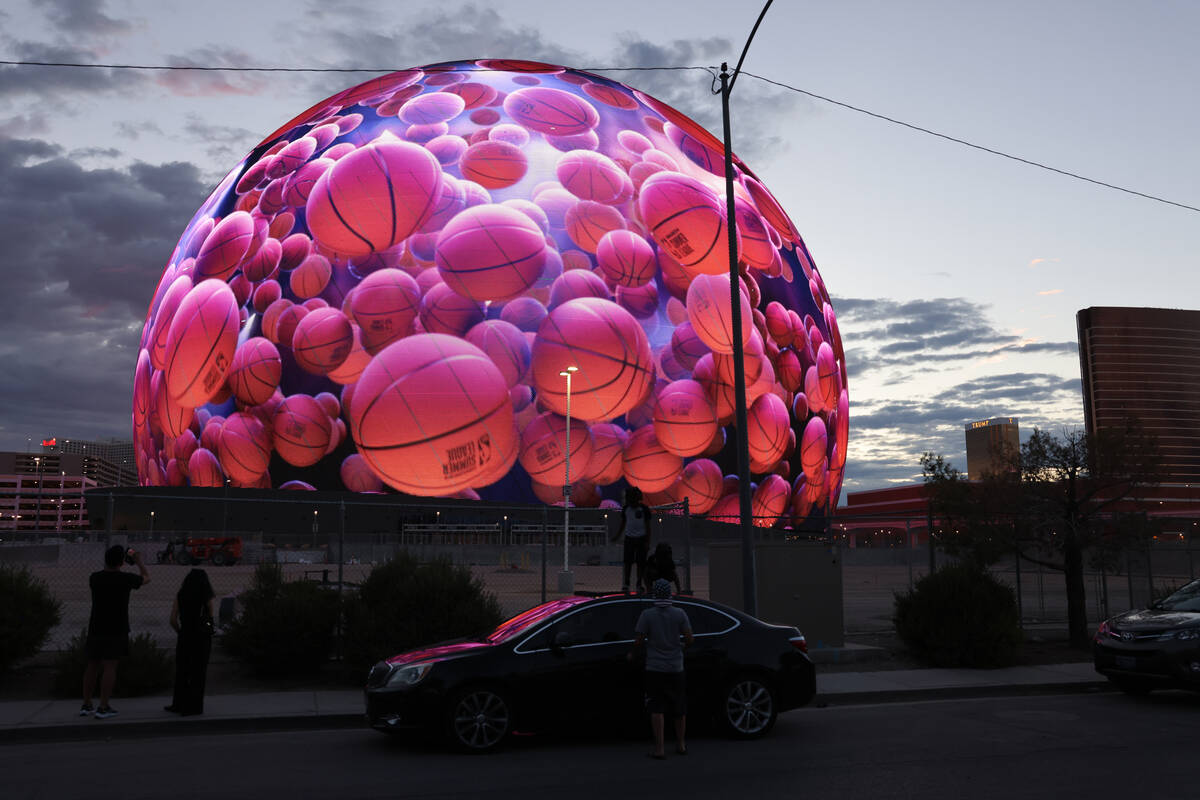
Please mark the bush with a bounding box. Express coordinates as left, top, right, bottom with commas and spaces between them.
221, 563, 340, 676
0, 563, 62, 671
53, 629, 174, 697
893, 563, 1022, 668
342, 553, 504, 677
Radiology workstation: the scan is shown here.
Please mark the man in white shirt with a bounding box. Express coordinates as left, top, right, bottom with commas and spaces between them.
634, 579, 694, 758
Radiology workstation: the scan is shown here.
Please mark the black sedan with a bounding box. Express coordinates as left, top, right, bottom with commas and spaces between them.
365, 593, 816, 751
1094, 577, 1200, 694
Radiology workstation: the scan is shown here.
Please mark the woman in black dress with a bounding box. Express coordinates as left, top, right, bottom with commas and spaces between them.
165, 568, 215, 716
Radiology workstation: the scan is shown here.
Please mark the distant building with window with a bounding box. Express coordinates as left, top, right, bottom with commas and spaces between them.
0, 452, 96, 530
40, 437, 135, 487
964, 417, 1020, 479
1077, 307, 1200, 483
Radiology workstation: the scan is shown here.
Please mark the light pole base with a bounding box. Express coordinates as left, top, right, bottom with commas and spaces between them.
557, 569, 575, 594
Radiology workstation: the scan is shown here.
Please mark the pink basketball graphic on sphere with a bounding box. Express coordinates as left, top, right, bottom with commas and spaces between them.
518, 411, 593, 485
218, 411, 272, 484
134, 60, 845, 523
435, 204, 545, 301
163, 280, 239, 408
273, 394, 332, 467
685, 273, 752, 355
292, 307, 354, 375
652, 379, 717, 458
530, 297, 654, 422
307, 139, 443, 256
349, 268, 421, 354
596, 229, 656, 287
228, 337, 282, 406
622, 425, 683, 494
349, 333, 515, 495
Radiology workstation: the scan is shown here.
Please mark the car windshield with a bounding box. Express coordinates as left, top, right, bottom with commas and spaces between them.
1157, 579, 1200, 612
486, 596, 592, 643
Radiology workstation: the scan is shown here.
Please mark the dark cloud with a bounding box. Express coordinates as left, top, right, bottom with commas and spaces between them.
0, 41, 145, 98
835, 295, 1077, 376
114, 120, 163, 140
840, 371, 1084, 490
182, 113, 258, 162
155, 48, 269, 97
68, 146, 120, 159
42, 0, 132, 35
0, 137, 208, 448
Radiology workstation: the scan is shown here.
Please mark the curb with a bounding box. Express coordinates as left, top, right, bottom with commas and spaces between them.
813, 680, 1114, 707
0, 713, 367, 745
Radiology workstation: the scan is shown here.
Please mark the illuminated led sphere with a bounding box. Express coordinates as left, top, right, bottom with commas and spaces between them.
133, 59, 848, 524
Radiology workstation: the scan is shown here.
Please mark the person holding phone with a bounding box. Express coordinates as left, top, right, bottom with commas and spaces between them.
81, 545, 150, 719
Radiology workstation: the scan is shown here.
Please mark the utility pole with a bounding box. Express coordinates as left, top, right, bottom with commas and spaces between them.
719, 0, 774, 618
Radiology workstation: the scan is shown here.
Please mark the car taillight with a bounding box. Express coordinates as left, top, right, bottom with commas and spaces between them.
789, 634, 808, 653
1094, 621, 1110, 642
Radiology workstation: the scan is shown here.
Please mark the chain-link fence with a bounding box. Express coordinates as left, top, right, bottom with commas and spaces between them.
1, 495, 703, 651
5, 497, 1196, 651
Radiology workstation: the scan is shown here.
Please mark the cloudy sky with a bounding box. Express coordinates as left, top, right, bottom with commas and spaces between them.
0, 0, 1196, 493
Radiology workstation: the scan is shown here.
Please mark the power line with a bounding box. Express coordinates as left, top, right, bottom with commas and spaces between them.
1, 57, 1193, 214
737, 69, 1200, 215
0, 58, 713, 75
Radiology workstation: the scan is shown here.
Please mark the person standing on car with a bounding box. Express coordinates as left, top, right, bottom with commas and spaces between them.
634, 578, 694, 759
81, 545, 150, 719
613, 486, 652, 593
644, 542, 682, 595
165, 568, 216, 716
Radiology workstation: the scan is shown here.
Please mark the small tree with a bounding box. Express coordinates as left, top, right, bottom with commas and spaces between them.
923, 421, 1163, 649
222, 563, 340, 676
0, 564, 62, 671
342, 553, 504, 677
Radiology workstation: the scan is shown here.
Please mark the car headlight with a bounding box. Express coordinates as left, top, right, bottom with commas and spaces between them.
1174, 628, 1200, 641
385, 662, 434, 688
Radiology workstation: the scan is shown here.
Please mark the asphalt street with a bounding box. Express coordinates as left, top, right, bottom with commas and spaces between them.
6, 690, 1198, 800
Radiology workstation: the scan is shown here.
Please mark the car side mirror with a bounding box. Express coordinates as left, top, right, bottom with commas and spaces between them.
551, 631, 571, 655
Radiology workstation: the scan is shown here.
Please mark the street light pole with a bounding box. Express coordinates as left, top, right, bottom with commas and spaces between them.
558, 365, 578, 593
719, 0, 774, 618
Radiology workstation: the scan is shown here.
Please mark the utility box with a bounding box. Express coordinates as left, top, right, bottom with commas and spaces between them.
709, 540, 844, 648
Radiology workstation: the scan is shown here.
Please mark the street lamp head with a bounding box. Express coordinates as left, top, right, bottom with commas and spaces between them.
558, 365, 578, 377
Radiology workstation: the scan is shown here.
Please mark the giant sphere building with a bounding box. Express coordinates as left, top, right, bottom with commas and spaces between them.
133, 60, 848, 527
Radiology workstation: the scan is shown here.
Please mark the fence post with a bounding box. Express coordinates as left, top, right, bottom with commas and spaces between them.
337, 499, 346, 665
1014, 543, 1023, 629
683, 497, 693, 595
1099, 557, 1109, 620
905, 519, 913, 591
1126, 549, 1135, 610
105, 491, 114, 546
540, 505, 547, 604
1145, 537, 1155, 601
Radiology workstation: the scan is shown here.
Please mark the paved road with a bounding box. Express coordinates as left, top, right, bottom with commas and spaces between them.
5, 690, 1198, 799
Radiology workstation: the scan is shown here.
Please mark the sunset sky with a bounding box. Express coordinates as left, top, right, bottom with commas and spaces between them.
0, 0, 1196, 493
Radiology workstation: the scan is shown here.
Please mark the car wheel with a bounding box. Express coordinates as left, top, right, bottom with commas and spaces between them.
447, 687, 512, 753
720, 675, 777, 739
212, 551, 229, 567
1111, 676, 1153, 695
176, 551, 192, 566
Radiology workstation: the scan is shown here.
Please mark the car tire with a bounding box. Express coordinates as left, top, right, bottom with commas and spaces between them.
176, 551, 192, 566
212, 551, 229, 567
446, 686, 512, 753
1111, 676, 1153, 696
719, 674, 777, 739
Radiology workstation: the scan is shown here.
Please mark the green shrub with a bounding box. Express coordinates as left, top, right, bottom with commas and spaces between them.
53, 629, 174, 697
342, 553, 504, 677
221, 563, 340, 676
894, 563, 1022, 668
0, 563, 62, 671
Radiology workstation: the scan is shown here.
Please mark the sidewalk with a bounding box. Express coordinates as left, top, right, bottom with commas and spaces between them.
0, 662, 1107, 743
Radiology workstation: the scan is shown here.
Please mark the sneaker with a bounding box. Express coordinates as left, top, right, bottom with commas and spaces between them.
79, 703, 94, 717
94, 706, 118, 719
